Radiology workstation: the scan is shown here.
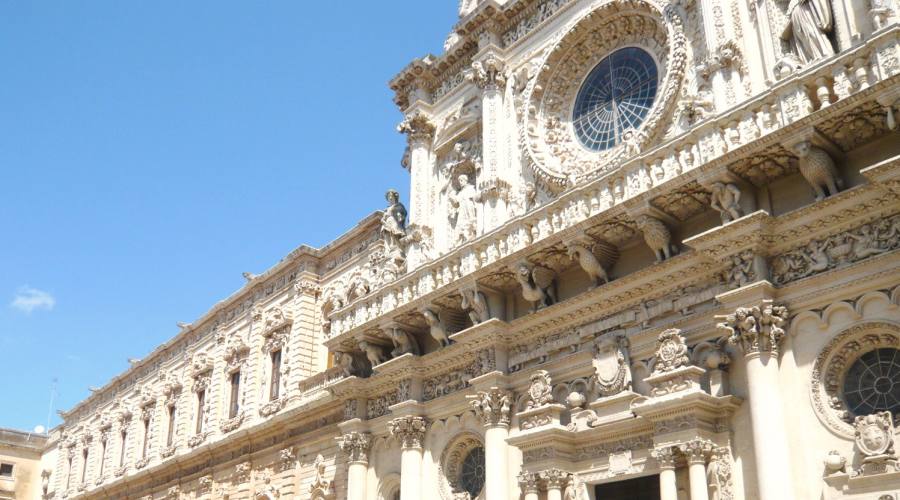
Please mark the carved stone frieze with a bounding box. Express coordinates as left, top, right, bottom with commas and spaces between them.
717, 301, 789, 356
423, 349, 495, 401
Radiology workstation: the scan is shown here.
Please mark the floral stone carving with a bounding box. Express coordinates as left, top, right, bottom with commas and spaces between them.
337, 432, 371, 463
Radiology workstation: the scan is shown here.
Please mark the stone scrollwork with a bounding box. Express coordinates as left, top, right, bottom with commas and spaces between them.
717, 300, 789, 356
591, 335, 632, 397
337, 432, 371, 464
388, 416, 427, 449
525, 370, 553, 410
521, 0, 686, 189
468, 389, 513, 427
811, 321, 900, 438
652, 328, 690, 374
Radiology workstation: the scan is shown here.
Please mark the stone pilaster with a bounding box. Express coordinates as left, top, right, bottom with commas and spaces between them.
291, 277, 321, 381
397, 112, 435, 227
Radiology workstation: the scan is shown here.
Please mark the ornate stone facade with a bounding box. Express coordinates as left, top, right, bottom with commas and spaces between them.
26, 1, 900, 500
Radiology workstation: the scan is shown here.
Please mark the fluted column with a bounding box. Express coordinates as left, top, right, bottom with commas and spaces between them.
469, 388, 512, 500
718, 300, 794, 500
652, 446, 678, 500
466, 54, 508, 231
397, 112, 435, 227
337, 432, 371, 500
541, 469, 568, 500
680, 440, 713, 500
518, 472, 539, 500
388, 416, 427, 500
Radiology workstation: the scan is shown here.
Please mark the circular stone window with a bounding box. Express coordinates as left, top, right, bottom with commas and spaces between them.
460, 447, 485, 498
573, 47, 659, 152
842, 347, 900, 417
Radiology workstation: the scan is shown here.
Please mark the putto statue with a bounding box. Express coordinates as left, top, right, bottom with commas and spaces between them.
381, 189, 408, 256
782, 0, 835, 64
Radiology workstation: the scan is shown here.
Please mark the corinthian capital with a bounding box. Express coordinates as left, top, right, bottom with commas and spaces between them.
540, 468, 570, 489
717, 300, 789, 356
466, 55, 506, 91
678, 439, 714, 465
388, 416, 427, 449
397, 111, 435, 145
517, 472, 540, 494
467, 388, 512, 427
651, 445, 677, 470
336, 432, 371, 463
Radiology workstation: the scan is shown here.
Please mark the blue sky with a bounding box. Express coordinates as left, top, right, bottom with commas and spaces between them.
0, 1, 456, 431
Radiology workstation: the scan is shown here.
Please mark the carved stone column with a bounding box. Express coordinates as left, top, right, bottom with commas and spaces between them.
718, 300, 794, 500
337, 432, 371, 500
652, 446, 678, 500
388, 416, 426, 500
469, 388, 512, 500
397, 112, 435, 227
541, 469, 568, 500
518, 472, 540, 500
680, 440, 713, 500
466, 53, 507, 231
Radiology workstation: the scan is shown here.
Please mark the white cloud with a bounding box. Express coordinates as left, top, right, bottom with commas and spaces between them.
10, 286, 56, 314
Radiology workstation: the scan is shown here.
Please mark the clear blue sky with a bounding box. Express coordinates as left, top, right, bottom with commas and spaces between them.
0, 1, 456, 431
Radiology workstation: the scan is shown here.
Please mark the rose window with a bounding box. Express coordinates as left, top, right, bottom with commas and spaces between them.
460, 447, 485, 498
842, 348, 900, 417
572, 47, 659, 152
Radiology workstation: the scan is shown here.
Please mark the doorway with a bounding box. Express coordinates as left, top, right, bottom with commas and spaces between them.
594, 475, 660, 500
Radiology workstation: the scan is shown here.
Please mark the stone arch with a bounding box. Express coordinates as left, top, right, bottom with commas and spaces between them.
521, 0, 687, 190
376, 472, 400, 500
438, 431, 485, 500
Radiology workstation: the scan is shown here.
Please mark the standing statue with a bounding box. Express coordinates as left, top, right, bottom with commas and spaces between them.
445, 173, 481, 245
381, 189, 408, 256
709, 182, 744, 223
782, 0, 835, 64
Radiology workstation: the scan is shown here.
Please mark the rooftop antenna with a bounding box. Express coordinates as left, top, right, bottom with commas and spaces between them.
45, 378, 58, 433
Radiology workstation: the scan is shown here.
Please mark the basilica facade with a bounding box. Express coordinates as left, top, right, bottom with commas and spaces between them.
29, 0, 900, 499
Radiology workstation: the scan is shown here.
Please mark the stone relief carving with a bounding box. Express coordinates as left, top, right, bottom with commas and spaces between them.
770, 215, 900, 285
388, 416, 427, 449
790, 141, 843, 200
707, 447, 735, 500
422, 308, 451, 347
515, 262, 556, 311
652, 328, 690, 374
566, 234, 618, 288
525, 370, 553, 409
591, 336, 632, 397
727, 250, 758, 288
423, 349, 495, 401
718, 301, 789, 355
636, 215, 677, 262
309, 453, 333, 496
854, 411, 899, 476
709, 182, 743, 223
460, 285, 491, 324
468, 389, 513, 426
439, 433, 484, 500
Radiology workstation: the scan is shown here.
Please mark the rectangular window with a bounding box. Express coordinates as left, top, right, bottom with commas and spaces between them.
80, 449, 88, 483
119, 429, 127, 467
269, 350, 282, 401
195, 390, 206, 434
0, 463, 13, 477
142, 417, 151, 457
229, 372, 241, 419
166, 406, 176, 447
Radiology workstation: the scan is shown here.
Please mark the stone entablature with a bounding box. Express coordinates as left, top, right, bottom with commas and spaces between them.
334, 31, 900, 346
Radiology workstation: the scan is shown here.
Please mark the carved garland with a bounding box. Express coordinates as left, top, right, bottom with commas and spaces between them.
438, 432, 485, 500
810, 320, 900, 438
522, 0, 687, 190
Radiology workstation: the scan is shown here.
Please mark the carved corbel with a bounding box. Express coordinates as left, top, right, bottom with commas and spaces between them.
357, 339, 388, 368
634, 214, 678, 262
514, 261, 557, 312
421, 306, 450, 348
698, 171, 755, 225
564, 231, 618, 288
782, 128, 844, 201
385, 324, 420, 358
460, 283, 491, 324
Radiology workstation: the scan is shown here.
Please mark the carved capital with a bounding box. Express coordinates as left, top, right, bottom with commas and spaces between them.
466, 55, 506, 91
718, 300, 789, 356
540, 468, 570, 490
388, 416, 427, 449
293, 279, 320, 297
468, 388, 513, 427
679, 439, 714, 465
652, 446, 677, 470
397, 111, 435, 146
517, 472, 540, 494
337, 432, 371, 463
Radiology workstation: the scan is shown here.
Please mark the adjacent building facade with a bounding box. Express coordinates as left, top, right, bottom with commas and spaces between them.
26, 0, 900, 499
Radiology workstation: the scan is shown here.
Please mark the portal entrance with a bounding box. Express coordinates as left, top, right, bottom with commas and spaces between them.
594, 475, 660, 500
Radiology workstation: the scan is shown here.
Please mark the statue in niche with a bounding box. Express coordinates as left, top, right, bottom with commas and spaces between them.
381, 189, 408, 258
445, 173, 482, 245
781, 0, 835, 64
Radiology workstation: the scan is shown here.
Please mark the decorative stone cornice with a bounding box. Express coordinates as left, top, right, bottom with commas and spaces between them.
388, 416, 427, 449
337, 432, 371, 463
468, 388, 512, 427
679, 439, 715, 465
717, 300, 789, 356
